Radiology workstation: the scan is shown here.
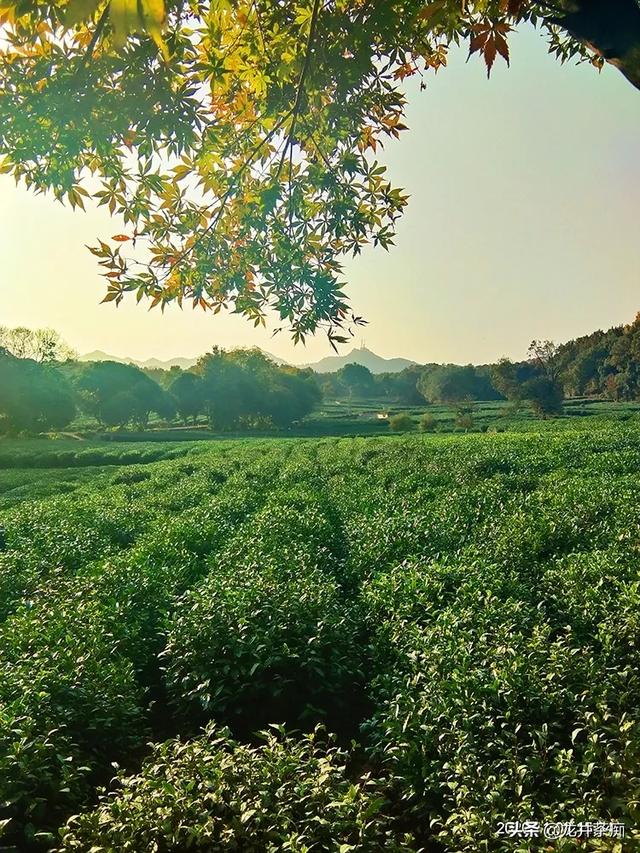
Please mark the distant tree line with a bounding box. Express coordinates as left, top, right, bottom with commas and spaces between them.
0, 350, 77, 433
319, 361, 500, 406
319, 314, 640, 418
490, 315, 640, 416
0, 335, 320, 435
2, 314, 640, 434
555, 313, 640, 401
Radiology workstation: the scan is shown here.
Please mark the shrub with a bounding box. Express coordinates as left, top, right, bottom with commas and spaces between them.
418, 412, 435, 432
388, 413, 414, 432
59, 725, 415, 852
454, 411, 474, 431
163, 564, 365, 729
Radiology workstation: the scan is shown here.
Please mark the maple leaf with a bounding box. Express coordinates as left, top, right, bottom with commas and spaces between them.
417, 1, 446, 22
469, 19, 511, 78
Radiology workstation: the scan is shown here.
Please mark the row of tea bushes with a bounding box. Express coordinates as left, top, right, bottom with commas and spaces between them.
362, 551, 640, 850
163, 485, 366, 732
0, 445, 307, 847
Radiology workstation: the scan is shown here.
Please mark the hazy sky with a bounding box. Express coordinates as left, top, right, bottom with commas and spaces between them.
1, 26, 638, 365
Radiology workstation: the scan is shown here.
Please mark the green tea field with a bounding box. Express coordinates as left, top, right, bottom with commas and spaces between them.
1, 423, 639, 851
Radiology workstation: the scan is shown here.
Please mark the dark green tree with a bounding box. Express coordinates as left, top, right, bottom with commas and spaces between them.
417, 364, 497, 404
491, 345, 564, 418
605, 315, 640, 401
169, 372, 205, 425
0, 353, 76, 433
264, 367, 322, 427
525, 375, 564, 417
526, 340, 564, 416
336, 363, 375, 400
76, 361, 172, 428
195, 348, 320, 430
196, 349, 258, 430
376, 366, 426, 405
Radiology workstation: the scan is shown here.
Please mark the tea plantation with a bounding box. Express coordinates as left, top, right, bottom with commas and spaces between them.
1, 425, 639, 851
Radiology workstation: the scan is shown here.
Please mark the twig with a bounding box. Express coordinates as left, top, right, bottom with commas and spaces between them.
78, 3, 110, 72
275, 0, 322, 180
158, 104, 296, 280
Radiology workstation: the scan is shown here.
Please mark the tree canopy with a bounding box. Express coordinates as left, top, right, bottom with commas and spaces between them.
194, 347, 321, 429
491, 340, 564, 416
336, 362, 375, 398
169, 370, 204, 423
1, 1, 637, 342
0, 351, 77, 433
417, 363, 498, 404
76, 359, 175, 426
0, 326, 75, 362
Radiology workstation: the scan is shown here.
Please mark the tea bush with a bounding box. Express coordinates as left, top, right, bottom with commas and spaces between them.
59, 725, 415, 852
361, 553, 640, 850
0, 578, 148, 845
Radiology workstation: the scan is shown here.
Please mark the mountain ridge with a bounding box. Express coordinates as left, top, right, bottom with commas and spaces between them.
79, 345, 416, 374
79, 351, 199, 370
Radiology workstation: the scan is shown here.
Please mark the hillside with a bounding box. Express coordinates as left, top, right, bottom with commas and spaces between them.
79, 351, 198, 370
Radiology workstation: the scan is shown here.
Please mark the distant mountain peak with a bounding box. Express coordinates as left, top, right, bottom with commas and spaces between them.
303, 347, 416, 374
78, 345, 414, 374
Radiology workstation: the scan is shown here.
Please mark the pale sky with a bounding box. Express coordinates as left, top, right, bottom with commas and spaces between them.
1, 26, 639, 365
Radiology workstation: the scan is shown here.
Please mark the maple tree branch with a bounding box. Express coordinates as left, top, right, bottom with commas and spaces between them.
290, 0, 322, 137
287, 141, 294, 236
166, 0, 323, 278
275, 0, 322, 180
543, 0, 640, 89
158, 105, 297, 281
252, 1, 271, 64
79, 3, 110, 71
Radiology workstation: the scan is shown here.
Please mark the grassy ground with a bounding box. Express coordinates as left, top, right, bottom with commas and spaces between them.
307, 396, 640, 433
